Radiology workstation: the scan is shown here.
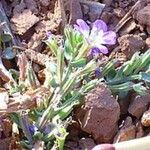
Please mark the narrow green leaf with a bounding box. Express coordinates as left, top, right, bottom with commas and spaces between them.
71, 58, 86, 68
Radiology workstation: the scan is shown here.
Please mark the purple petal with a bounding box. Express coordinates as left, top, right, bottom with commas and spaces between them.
102, 31, 116, 45
95, 68, 101, 77
92, 20, 108, 32
91, 47, 101, 56
74, 19, 90, 38
29, 124, 38, 135
46, 31, 52, 39
95, 45, 109, 54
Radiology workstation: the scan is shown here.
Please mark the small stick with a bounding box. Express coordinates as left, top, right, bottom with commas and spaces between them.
92, 136, 150, 150
114, 0, 142, 32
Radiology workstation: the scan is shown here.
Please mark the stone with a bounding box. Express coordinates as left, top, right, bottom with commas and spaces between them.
76, 83, 120, 143
102, 0, 113, 6
118, 34, 145, 59
79, 138, 96, 150
11, 9, 39, 35
113, 117, 136, 143
80, 1, 105, 22
40, 0, 50, 7
119, 0, 129, 8
146, 26, 150, 35
136, 121, 144, 138
24, 0, 38, 14
101, 11, 111, 24
136, 4, 150, 26
146, 37, 150, 49
141, 109, 150, 127
69, 0, 83, 24
128, 94, 150, 119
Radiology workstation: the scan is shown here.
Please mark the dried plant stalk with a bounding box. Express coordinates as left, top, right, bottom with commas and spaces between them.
0, 87, 51, 115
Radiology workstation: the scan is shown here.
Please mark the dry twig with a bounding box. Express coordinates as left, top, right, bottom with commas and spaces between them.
114, 0, 145, 32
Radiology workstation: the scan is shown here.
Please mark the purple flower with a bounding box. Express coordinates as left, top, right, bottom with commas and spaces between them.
74, 19, 116, 55
95, 68, 101, 77
29, 124, 38, 135
46, 31, 52, 39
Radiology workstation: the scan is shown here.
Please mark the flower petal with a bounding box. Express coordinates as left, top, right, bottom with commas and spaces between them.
74, 19, 90, 38
95, 45, 109, 54
46, 31, 52, 39
95, 68, 101, 77
102, 31, 116, 45
91, 47, 101, 56
92, 20, 108, 32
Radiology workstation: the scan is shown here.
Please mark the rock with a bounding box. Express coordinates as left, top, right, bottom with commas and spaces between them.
113, 8, 126, 18
146, 37, 150, 48
146, 26, 150, 35
128, 94, 150, 119
113, 117, 136, 143
76, 83, 120, 143
40, 0, 50, 7
80, 1, 105, 22
13, 1, 26, 15
69, 0, 83, 24
1, 118, 12, 137
118, 95, 130, 114
65, 141, 78, 150
0, 88, 9, 110
79, 138, 96, 150
102, 0, 113, 6
138, 33, 147, 40
82, 4, 90, 15
136, 4, 150, 26
101, 11, 111, 24
24, 0, 38, 14
119, 19, 136, 36
141, 109, 150, 127
118, 34, 145, 58
136, 121, 144, 138
11, 9, 39, 35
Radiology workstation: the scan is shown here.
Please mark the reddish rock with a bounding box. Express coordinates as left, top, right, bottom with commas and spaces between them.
76, 84, 120, 143
141, 109, 150, 127
40, 0, 50, 7
146, 26, 150, 35
24, 0, 38, 14
136, 121, 144, 138
118, 34, 145, 58
136, 4, 150, 26
113, 117, 136, 143
128, 94, 150, 119
11, 9, 39, 35
118, 1, 129, 8
118, 95, 130, 115
69, 0, 83, 24
102, 0, 113, 6
79, 138, 96, 150
146, 37, 150, 49
101, 11, 111, 24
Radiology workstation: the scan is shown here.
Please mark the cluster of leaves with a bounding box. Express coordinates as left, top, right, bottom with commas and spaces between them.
103, 50, 150, 96
5, 27, 98, 150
